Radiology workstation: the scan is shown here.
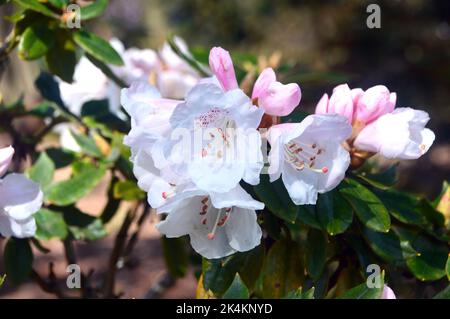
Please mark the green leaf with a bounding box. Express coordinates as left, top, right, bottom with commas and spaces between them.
406, 235, 448, 281
35, 72, 67, 109
18, 24, 55, 60
316, 191, 353, 235
0, 274, 6, 287
45, 35, 77, 83
446, 254, 450, 281
27, 152, 55, 189
222, 274, 250, 299
47, 0, 69, 8
254, 175, 298, 223
374, 189, 427, 226
305, 229, 327, 280
69, 130, 103, 157
362, 227, 418, 264
339, 178, 390, 232
79, 0, 108, 20
61, 206, 107, 241
338, 273, 384, 299
46, 148, 76, 168
237, 245, 265, 291
202, 256, 242, 296
34, 208, 68, 240
296, 205, 321, 230
4, 238, 33, 284
45, 162, 107, 206
161, 236, 189, 278
13, 0, 59, 18
433, 284, 450, 299
262, 238, 305, 298
356, 165, 397, 190
73, 31, 123, 66
284, 287, 315, 299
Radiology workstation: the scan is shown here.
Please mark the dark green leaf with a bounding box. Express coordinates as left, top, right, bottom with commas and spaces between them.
48, 0, 69, 8
61, 206, 107, 241
237, 245, 265, 291
339, 178, 390, 232
46, 148, 75, 168
406, 235, 448, 281
222, 274, 250, 299
284, 287, 315, 299
45, 35, 77, 83
13, 0, 59, 18
305, 229, 327, 280
433, 285, 450, 299
446, 254, 450, 281
262, 238, 304, 298
161, 236, 189, 278
254, 175, 298, 223
18, 24, 54, 60
202, 256, 242, 296
4, 238, 33, 284
362, 227, 418, 264
73, 31, 123, 66
338, 273, 384, 299
316, 191, 353, 235
34, 208, 68, 240
296, 205, 321, 230
79, 0, 108, 20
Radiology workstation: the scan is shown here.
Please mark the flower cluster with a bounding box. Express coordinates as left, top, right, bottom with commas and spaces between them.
0, 146, 43, 238
120, 44, 435, 260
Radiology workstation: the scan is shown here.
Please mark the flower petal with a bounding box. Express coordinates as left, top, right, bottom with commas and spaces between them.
209, 47, 239, 91
0, 146, 14, 177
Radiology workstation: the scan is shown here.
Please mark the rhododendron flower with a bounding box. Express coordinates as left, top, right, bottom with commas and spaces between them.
251, 68, 301, 116
121, 82, 184, 208
267, 114, 351, 205
0, 146, 43, 238
156, 184, 263, 259
381, 285, 396, 299
153, 82, 265, 193
315, 84, 434, 160
354, 108, 435, 159
209, 47, 301, 116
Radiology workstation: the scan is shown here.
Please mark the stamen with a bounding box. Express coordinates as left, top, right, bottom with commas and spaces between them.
419, 144, 426, 151
207, 209, 223, 240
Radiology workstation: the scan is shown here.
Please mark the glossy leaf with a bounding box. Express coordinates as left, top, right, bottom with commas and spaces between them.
202, 256, 242, 296
340, 178, 390, 233
284, 287, 315, 299
73, 31, 123, 66
254, 175, 298, 223
79, 0, 108, 20
338, 273, 384, 299
13, 0, 59, 18
316, 191, 353, 235
70, 130, 103, 157
18, 24, 54, 60
222, 274, 250, 299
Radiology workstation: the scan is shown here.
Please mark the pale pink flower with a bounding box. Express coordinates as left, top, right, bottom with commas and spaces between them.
381, 285, 396, 299
209, 47, 239, 92
0, 146, 14, 177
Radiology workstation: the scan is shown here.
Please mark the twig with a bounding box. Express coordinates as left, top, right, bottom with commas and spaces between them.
31, 266, 68, 299
102, 206, 138, 298
142, 272, 176, 299
123, 203, 152, 261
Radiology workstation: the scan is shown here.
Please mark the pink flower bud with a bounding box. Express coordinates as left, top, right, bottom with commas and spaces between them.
0, 146, 14, 176
354, 85, 396, 124
208, 47, 238, 91
327, 84, 354, 123
252, 68, 301, 116
315, 93, 329, 114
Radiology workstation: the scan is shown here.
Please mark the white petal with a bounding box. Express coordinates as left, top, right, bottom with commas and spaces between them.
209, 185, 264, 211
0, 174, 43, 220
225, 207, 262, 252
0, 146, 14, 176
0, 214, 36, 238
282, 164, 319, 205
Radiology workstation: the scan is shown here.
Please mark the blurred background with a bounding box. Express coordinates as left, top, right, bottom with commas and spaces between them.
0, 0, 449, 298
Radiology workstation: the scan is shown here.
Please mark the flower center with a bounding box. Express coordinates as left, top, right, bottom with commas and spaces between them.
284, 140, 328, 173
198, 196, 232, 240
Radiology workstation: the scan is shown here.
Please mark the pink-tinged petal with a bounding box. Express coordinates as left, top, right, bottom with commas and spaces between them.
315, 93, 329, 114
0, 146, 14, 176
328, 84, 354, 123
354, 85, 395, 124
351, 88, 364, 105
381, 285, 396, 299
252, 68, 276, 99
259, 82, 301, 116
208, 47, 238, 91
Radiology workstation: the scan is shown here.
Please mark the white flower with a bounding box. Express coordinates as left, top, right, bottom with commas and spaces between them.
0, 146, 14, 176
267, 114, 352, 205
0, 147, 43, 238
121, 82, 185, 208
354, 107, 435, 159
156, 184, 263, 259
153, 82, 265, 193
157, 37, 201, 99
